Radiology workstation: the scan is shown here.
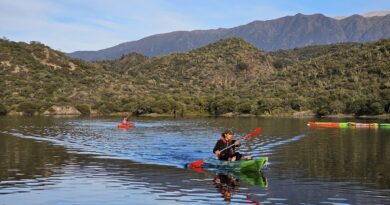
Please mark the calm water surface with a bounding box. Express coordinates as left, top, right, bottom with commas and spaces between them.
0, 116, 389, 204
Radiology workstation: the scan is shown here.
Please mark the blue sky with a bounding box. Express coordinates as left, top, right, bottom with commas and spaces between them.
0, 0, 389, 52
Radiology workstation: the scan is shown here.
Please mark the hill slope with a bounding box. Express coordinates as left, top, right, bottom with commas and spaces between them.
1, 38, 389, 117
0, 40, 124, 114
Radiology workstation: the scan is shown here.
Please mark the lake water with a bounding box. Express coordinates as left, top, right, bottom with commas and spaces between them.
0, 116, 389, 204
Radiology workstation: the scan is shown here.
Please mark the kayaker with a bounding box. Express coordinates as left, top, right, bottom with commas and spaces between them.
121, 113, 131, 125
213, 130, 252, 161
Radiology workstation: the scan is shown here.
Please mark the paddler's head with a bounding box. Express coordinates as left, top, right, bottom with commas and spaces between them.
222, 129, 233, 141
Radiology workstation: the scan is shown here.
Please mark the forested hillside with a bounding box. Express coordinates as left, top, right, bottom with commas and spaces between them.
1, 38, 389, 117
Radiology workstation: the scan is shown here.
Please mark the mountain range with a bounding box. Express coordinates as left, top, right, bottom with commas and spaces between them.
68, 13, 390, 61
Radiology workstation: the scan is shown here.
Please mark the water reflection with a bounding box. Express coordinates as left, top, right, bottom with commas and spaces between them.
0, 134, 70, 192
273, 128, 390, 189
213, 171, 267, 202
0, 116, 389, 204
0, 132, 267, 204
213, 173, 239, 201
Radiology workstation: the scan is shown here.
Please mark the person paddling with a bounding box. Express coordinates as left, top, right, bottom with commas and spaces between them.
213, 130, 252, 161
121, 113, 131, 125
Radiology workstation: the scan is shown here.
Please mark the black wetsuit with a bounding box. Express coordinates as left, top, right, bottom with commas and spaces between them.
213, 137, 242, 161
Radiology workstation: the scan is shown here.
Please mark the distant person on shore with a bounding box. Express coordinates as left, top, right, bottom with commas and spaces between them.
213, 130, 252, 161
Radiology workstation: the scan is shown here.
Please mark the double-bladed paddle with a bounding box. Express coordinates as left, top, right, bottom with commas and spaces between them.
186, 127, 262, 168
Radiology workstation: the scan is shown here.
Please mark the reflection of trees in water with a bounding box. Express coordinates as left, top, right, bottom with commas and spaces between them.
276, 129, 390, 189
0, 134, 70, 182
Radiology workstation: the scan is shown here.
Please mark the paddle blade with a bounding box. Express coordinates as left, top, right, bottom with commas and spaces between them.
187, 159, 204, 168
244, 128, 262, 140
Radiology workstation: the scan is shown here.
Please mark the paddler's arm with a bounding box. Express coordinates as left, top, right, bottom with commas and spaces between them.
214, 150, 221, 157
232, 140, 240, 147
213, 141, 225, 158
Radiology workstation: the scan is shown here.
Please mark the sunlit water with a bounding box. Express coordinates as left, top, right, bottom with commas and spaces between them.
0, 116, 389, 204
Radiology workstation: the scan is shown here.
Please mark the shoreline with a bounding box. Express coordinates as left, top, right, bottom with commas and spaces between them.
3, 111, 390, 119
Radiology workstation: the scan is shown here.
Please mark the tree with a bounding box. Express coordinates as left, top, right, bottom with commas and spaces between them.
75, 105, 90, 115
256, 98, 282, 115
0, 104, 7, 115
368, 102, 384, 115
17, 102, 36, 115
209, 97, 237, 115
236, 101, 253, 114
312, 97, 332, 117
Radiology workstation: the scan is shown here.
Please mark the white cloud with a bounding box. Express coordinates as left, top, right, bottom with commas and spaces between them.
0, 0, 206, 52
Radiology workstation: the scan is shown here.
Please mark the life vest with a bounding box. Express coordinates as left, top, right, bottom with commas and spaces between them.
220, 137, 234, 155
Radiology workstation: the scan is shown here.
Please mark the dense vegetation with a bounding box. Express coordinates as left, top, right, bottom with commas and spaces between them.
0, 37, 389, 117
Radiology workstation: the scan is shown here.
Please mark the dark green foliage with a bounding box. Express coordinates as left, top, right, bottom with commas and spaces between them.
312, 96, 333, 117
369, 102, 384, 115
0, 104, 7, 115
17, 102, 37, 115
75, 105, 90, 115
236, 101, 253, 114
289, 97, 308, 111
0, 38, 389, 117
255, 98, 283, 115
209, 97, 237, 115
235, 61, 249, 72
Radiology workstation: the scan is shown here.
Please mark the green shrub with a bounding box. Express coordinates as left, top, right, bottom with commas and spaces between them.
236, 61, 249, 71
98, 104, 111, 115
0, 104, 7, 115
312, 97, 332, 117
210, 98, 236, 115
75, 105, 91, 115
17, 102, 36, 115
256, 98, 282, 115
368, 102, 384, 115
236, 102, 252, 114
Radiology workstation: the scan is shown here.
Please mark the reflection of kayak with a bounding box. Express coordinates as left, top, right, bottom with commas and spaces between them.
380, 123, 390, 128
307, 122, 390, 128
213, 171, 267, 189
117, 123, 135, 128
203, 157, 268, 172
238, 171, 267, 188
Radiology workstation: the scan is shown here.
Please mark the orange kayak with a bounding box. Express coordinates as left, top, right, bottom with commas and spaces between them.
117, 123, 135, 128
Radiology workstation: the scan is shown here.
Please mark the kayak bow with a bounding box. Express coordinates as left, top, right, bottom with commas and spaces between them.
202, 157, 268, 172
117, 123, 135, 128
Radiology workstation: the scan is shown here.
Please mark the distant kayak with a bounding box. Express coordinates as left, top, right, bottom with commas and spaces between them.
203, 157, 268, 172
307, 122, 347, 128
117, 123, 135, 129
307, 122, 390, 128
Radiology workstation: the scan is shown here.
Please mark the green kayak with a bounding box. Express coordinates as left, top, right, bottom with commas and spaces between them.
204, 157, 268, 172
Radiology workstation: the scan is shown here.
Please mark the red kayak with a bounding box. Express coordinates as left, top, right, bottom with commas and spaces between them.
117, 123, 135, 129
